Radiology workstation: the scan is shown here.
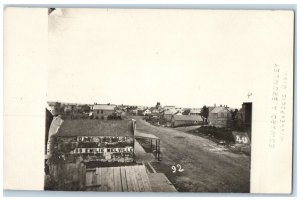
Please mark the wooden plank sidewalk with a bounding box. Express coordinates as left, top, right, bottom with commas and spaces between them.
148, 173, 177, 192
86, 165, 152, 192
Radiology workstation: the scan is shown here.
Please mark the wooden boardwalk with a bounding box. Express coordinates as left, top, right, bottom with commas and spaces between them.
85, 165, 152, 192
148, 173, 177, 192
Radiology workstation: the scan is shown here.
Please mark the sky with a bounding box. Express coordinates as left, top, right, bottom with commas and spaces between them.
46, 8, 278, 109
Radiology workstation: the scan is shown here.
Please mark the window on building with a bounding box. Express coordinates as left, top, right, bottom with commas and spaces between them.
97, 110, 99, 114
101, 110, 103, 114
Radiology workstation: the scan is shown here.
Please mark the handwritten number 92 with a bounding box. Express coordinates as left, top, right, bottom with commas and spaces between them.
171, 164, 184, 173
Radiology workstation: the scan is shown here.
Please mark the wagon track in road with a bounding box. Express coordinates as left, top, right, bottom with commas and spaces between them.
133, 116, 250, 192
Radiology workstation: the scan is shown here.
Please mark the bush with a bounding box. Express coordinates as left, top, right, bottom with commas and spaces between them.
194, 126, 235, 142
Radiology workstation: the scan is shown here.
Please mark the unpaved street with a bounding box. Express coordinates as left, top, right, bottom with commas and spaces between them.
134, 116, 250, 192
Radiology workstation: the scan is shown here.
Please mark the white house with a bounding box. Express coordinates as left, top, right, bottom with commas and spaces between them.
143, 109, 151, 116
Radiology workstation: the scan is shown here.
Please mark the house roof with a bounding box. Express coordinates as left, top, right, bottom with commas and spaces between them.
164, 106, 175, 109
172, 115, 204, 121
210, 107, 230, 114
164, 110, 177, 115
57, 119, 134, 137
152, 109, 164, 114
190, 109, 201, 114
93, 104, 116, 110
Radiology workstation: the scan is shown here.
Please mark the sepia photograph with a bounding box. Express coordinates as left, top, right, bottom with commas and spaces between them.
43, 8, 257, 192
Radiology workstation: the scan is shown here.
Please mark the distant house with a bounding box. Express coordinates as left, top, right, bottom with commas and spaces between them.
189, 108, 201, 115
142, 109, 151, 116
163, 110, 178, 121
171, 115, 204, 127
93, 104, 116, 120
208, 106, 232, 128
137, 108, 150, 116
131, 109, 138, 115
151, 108, 163, 117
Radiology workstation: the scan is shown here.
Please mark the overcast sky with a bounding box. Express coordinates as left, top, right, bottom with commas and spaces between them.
47, 8, 284, 108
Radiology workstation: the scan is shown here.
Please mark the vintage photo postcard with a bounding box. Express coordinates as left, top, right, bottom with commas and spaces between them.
4, 8, 294, 193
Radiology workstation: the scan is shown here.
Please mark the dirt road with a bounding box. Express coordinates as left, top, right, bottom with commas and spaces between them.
133, 116, 250, 192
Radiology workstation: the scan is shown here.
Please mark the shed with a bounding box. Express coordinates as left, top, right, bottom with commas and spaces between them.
171, 115, 204, 127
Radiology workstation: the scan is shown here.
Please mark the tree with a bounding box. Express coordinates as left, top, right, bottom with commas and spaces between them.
82, 104, 91, 113
155, 102, 161, 109
183, 109, 190, 115
230, 109, 239, 128
54, 102, 61, 113
200, 105, 209, 119
54, 102, 64, 115
230, 109, 239, 120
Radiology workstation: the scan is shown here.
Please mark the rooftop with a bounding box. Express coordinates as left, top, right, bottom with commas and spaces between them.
164, 106, 176, 108
93, 104, 116, 110
57, 119, 134, 137
172, 115, 204, 121
190, 109, 201, 113
164, 110, 177, 115
210, 107, 230, 114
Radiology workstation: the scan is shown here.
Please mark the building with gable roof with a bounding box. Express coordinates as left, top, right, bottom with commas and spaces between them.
208, 106, 232, 128
171, 115, 204, 127
93, 104, 116, 120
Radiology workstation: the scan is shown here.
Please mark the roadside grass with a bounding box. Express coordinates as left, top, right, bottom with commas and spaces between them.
188, 126, 235, 143
187, 126, 251, 156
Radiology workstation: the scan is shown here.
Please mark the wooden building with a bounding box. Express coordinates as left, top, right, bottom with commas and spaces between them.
150, 109, 163, 118
163, 110, 178, 122
52, 119, 136, 163
189, 108, 201, 115
171, 115, 204, 127
208, 106, 232, 128
93, 104, 116, 120
163, 105, 176, 111
142, 109, 151, 116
